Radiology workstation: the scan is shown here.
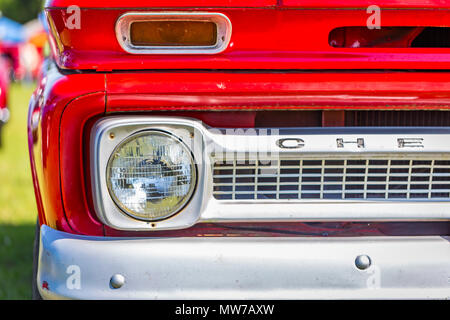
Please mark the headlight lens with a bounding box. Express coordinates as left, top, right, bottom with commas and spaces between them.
106, 130, 196, 221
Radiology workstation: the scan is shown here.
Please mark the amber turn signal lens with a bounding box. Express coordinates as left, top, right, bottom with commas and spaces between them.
130, 21, 217, 47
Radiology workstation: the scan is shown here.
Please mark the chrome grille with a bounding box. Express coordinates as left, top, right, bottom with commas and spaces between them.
213, 159, 450, 201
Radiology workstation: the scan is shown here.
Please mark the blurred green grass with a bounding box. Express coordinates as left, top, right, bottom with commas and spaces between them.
0, 83, 37, 300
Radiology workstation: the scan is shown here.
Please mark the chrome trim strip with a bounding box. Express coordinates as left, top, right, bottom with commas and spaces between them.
115, 12, 232, 55
37, 225, 450, 300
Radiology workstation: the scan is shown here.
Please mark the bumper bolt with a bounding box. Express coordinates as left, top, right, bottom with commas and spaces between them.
110, 274, 125, 289
355, 255, 371, 270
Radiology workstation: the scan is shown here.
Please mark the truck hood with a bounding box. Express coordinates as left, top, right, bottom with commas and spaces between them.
45, 1, 450, 71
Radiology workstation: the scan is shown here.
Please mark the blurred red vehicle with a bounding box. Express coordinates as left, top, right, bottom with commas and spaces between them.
0, 42, 23, 80
0, 16, 26, 81
0, 55, 9, 146
29, 0, 450, 300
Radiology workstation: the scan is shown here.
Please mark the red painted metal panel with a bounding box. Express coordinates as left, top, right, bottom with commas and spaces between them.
104, 222, 450, 237
282, 0, 450, 8
45, 0, 450, 9
28, 67, 105, 234
46, 7, 450, 71
45, 0, 277, 8
105, 72, 450, 111
59, 93, 105, 235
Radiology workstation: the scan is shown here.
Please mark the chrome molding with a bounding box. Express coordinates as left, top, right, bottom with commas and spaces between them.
91, 117, 450, 231
115, 12, 232, 55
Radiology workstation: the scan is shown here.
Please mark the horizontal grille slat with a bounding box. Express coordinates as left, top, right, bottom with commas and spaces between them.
213, 158, 450, 201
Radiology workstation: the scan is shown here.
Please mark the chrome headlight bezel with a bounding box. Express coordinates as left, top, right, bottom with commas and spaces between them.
91, 117, 206, 231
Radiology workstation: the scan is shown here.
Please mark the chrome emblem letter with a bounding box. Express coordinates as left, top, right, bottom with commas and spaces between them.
397, 138, 424, 148
276, 138, 305, 149
336, 138, 365, 148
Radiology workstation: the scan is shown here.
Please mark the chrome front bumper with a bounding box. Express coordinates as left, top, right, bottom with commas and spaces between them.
37, 225, 450, 300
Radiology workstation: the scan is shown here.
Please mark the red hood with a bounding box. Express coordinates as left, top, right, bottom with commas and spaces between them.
45, 0, 277, 8
45, 1, 450, 71
284, 0, 450, 8
45, 0, 450, 8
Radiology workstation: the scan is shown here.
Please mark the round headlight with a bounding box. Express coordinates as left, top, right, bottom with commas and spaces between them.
106, 130, 196, 221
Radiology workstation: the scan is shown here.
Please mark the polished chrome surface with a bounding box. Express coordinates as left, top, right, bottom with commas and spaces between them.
37, 225, 450, 300
116, 12, 232, 55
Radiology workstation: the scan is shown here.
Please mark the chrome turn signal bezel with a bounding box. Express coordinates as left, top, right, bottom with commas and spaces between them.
115, 12, 232, 55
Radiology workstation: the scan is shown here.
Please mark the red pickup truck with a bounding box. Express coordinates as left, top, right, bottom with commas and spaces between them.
29, 0, 450, 299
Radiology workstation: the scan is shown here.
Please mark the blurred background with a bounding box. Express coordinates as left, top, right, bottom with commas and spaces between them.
0, 0, 46, 299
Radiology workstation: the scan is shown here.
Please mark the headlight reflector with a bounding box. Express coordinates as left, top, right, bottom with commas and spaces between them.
106, 131, 196, 221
